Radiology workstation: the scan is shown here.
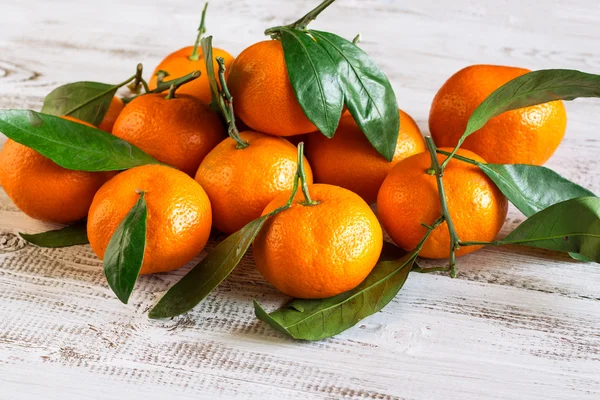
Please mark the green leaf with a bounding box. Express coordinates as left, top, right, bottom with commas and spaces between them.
500, 197, 600, 262
148, 215, 270, 319
478, 163, 595, 217
254, 251, 416, 341
201, 36, 222, 114
280, 28, 343, 138
310, 30, 399, 161
460, 69, 600, 143
0, 110, 161, 171
19, 221, 89, 248
104, 193, 147, 304
41, 81, 119, 126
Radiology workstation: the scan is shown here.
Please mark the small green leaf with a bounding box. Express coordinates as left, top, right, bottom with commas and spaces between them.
149, 215, 270, 319
41, 81, 119, 126
0, 110, 160, 171
254, 251, 416, 341
19, 221, 89, 248
281, 28, 343, 138
201, 36, 222, 113
460, 69, 600, 143
478, 163, 595, 217
310, 30, 399, 161
104, 193, 147, 304
500, 197, 600, 262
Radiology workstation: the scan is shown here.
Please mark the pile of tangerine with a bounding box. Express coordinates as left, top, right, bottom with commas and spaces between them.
0, 12, 567, 301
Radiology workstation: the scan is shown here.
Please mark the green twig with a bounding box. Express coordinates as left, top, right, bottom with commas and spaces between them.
352, 34, 361, 45
155, 70, 170, 86
122, 70, 200, 103
297, 143, 318, 206
440, 138, 467, 171
189, 3, 209, 61
459, 240, 498, 247
265, 0, 337, 36
425, 136, 460, 278
215, 57, 248, 149
127, 63, 149, 94
436, 149, 479, 166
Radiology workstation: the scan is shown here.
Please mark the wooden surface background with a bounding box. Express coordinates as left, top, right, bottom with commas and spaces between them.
1, 0, 599, 399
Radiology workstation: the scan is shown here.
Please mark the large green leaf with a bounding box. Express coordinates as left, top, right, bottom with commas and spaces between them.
254, 251, 416, 341
104, 194, 147, 304
19, 221, 89, 248
281, 28, 343, 138
310, 30, 399, 161
500, 197, 600, 262
478, 163, 595, 217
41, 81, 118, 126
149, 215, 270, 319
0, 110, 160, 171
459, 69, 600, 144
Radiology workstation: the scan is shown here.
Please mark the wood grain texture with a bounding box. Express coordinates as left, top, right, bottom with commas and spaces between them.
1, 0, 600, 399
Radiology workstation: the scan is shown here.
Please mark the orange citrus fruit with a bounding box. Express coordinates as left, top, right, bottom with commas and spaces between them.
112, 93, 225, 176
148, 46, 234, 104
377, 148, 508, 259
195, 131, 313, 234
306, 109, 425, 204
227, 40, 317, 136
253, 184, 383, 299
97, 97, 125, 133
0, 116, 114, 224
87, 164, 212, 275
429, 65, 567, 165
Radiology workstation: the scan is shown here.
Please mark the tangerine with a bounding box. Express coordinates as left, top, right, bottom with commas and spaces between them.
112, 93, 225, 176
195, 131, 313, 234
148, 47, 234, 104
429, 65, 567, 165
87, 164, 212, 275
0, 116, 113, 224
97, 97, 125, 133
227, 40, 317, 136
306, 109, 425, 204
377, 148, 508, 259
253, 184, 383, 299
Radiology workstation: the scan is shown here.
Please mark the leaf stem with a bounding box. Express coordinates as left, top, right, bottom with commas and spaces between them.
163, 71, 201, 100
413, 265, 452, 274
459, 240, 498, 246
215, 57, 249, 149
425, 136, 460, 278
265, 0, 337, 36
440, 139, 466, 171
127, 63, 149, 94
189, 3, 209, 61
436, 149, 479, 166
122, 70, 200, 103
352, 34, 361, 45
297, 142, 318, 206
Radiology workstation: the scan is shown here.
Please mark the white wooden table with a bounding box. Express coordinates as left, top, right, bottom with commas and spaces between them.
1, 1, 599, 399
